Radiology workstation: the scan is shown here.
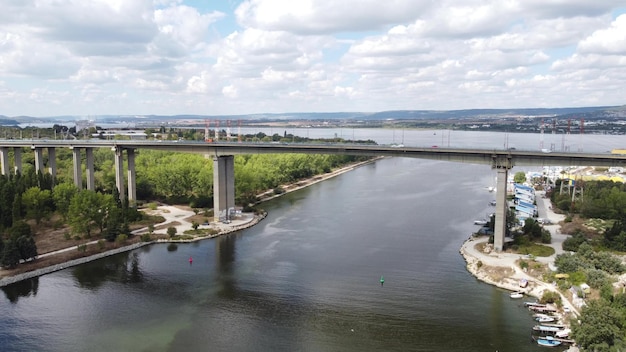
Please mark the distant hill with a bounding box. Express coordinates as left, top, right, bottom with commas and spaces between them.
361, 106, 623, 120
0, 115, 20, 126
3, 105, 625, 125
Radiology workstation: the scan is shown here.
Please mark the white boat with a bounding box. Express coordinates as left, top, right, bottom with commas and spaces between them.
533, 325, 563, 333
535, 315, 556, 323
555, 329, 571, 338
536, 336, 561, 347
474, 219, 488, 225
510, 291, 524, 299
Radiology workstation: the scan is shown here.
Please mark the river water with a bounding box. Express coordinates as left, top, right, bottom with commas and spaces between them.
2, 129, 610, 351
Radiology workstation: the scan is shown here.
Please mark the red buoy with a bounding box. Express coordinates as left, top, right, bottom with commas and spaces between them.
189, 256, 193, 264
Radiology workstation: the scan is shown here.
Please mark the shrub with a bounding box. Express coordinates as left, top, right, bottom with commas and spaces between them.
476, 261, 483, 269
64, 232, 71, 240
97, 239, 105, 250
116, 234, 128, 244
167, 227, 177, 238
141, 233, 151, 242
519, 260, 529, 270
77, 244, 87, 253
563, 232, 586, 252
540, 291, 561, 305
586, 269, 609, 289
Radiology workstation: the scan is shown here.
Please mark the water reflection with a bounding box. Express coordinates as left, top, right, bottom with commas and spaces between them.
215, 233, 238, 299
71, 252, 143, 290
1, 277, 39, 303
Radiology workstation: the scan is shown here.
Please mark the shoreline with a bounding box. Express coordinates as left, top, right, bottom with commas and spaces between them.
0, 157, 380, 288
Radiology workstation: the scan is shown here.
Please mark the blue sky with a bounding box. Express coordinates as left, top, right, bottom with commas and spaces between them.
0, 0, 625, 117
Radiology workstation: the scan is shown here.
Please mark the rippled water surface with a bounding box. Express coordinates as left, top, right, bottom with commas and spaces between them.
1, 130, 592, 351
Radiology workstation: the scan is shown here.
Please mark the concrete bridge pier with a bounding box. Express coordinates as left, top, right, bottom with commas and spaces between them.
72, 147, 82, 188
213, 155, 235, 222
48, 147, 56, 183
14, 148, 21, 174
0, 147, 8, 175
127, 149, 136, 206
86, 148, 95, 191
33, 147, 44, 174
492, 155, 513, 252
114, 147, 126, 201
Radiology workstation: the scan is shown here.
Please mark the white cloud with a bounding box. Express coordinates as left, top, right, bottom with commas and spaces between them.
578, 14, 626, 54
235, 0, 430, 34
0, 0, 625, 116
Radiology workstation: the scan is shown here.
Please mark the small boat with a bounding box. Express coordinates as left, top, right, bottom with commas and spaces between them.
474, 219, 488, 225
535, 315, 556, 323
555, 329, 571, 338
510, 291, 524, 299
536, 336, 561, 347
533, 325, 563, 333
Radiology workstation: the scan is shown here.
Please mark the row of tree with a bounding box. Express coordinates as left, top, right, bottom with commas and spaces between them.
1, 144, 372, 268
548, 179, 626, 350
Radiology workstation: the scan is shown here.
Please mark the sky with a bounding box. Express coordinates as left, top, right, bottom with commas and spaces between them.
1, 0, 625, 117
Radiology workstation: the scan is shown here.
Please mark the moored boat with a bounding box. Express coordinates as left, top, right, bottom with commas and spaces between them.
534, 314, 556, 323
536, 336, 561, 347
510, 291, 524, 299
533, 325, 563, 333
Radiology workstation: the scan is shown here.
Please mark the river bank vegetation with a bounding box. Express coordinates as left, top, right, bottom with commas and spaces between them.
547, 180, 626, 351
0, 131, 374, 274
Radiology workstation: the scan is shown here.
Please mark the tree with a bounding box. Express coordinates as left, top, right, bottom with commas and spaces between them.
22, 187, 52, 224
572, 300, 622, 350
15, 235, 37, 261
1, 240, 20, 268
513, 171, 526, 184
167, 227, 177, 238
52, 182, 78, 220
68, 190, 107, 237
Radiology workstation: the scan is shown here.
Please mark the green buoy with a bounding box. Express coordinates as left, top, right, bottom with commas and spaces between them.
380, 275, 385, 286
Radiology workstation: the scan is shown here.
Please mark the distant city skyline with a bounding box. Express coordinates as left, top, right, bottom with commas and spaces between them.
1, 1, 625, 117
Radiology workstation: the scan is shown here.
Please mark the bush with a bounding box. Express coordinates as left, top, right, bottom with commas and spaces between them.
476, 261, 483, 269
116, 234, 128, 244
563, 232, 586, 252
586, 269, 609, 289
97, 239, 105, 250
64, 232, 71, 240
519, 260, 529, 270
141, 233, 151, 242
540, 291, 561, 305
77, 244, 87, 252
167, 227, 177, 238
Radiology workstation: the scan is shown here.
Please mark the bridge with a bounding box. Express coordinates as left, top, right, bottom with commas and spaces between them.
2, 139, 625, 251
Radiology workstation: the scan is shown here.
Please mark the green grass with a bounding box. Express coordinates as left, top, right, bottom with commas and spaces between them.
517, 243, 555, 257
